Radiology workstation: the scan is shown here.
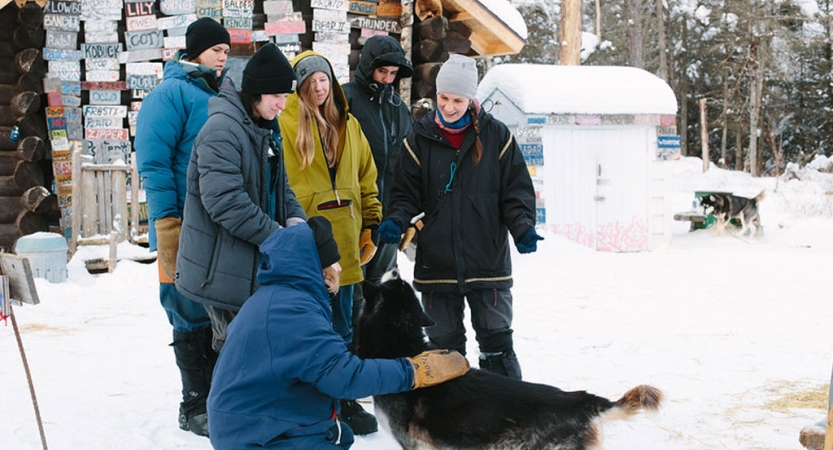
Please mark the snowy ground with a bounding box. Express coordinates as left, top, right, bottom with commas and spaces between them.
2, 156, 833, 450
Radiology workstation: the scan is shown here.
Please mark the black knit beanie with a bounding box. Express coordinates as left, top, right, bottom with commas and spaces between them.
242, 43, 297, 94
185, 18, 230, 60
307, 216, 340, 268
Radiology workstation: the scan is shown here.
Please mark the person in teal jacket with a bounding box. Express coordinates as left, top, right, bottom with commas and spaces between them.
134, 17, 230, 437
207, 217, 470, 449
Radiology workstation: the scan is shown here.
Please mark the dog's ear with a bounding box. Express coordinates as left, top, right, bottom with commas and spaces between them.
362, 280, 380, 309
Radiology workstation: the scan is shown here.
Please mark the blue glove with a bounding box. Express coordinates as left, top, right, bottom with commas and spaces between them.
378, 220, 402, 244
515, 230, 544, 254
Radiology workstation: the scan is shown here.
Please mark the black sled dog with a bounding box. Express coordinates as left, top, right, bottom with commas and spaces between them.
700, 190, 766, 236
356, 272, 663, 450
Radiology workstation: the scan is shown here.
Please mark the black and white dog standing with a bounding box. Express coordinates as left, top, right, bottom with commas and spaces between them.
356, 272, 663, 450
700, 190, 766, 236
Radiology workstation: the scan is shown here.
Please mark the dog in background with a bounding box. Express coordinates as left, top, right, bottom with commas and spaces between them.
700, 190, 766, 236
357, 272, 663, 450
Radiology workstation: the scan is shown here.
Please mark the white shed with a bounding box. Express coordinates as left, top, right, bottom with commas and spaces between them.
477, 65, 678, 252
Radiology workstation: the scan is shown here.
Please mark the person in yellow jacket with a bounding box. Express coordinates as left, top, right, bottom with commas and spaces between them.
279, 50, 383, 435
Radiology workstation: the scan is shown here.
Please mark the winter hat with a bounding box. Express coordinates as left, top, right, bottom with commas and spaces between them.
365, 35, 413, 79
185, 18, 230, 60
435, 54, 478, 100
307, 216, 341, 268
242, 43, 297, 94
294, 55, 333, 88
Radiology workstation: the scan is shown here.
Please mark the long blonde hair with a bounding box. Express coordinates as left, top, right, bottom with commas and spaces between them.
294, 74, 341, 169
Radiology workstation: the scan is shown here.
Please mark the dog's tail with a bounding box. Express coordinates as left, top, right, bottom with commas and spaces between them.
753, 190, 766, 203
613, 385, 663, 416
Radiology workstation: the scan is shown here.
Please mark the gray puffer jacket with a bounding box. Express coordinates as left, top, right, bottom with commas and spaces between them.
176, 77, 306, 311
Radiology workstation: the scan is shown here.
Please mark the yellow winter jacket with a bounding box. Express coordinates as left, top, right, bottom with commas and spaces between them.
279, 51, 382, 285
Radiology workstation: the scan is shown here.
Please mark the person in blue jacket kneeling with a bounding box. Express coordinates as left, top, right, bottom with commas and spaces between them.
207, 217, 470, 449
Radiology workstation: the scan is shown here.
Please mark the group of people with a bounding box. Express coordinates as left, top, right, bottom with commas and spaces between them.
134, 17, 541, 449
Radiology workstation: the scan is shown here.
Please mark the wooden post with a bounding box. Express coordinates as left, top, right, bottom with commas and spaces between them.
108, 230, 118, 273
560, 0, 582, 65
130, 157, 139, 241
825, 404, 833, 450
700, 98, 709, 172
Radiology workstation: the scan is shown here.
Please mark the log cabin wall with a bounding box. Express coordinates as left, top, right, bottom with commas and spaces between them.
0, 1, 53, 252
0, 0, 511, 252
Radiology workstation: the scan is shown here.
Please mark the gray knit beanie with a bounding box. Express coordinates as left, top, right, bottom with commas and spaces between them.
294, 55, 333, 88
435, 54, 478, 100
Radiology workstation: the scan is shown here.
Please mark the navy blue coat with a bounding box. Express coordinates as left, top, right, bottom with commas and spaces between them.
208, 224, 414, 448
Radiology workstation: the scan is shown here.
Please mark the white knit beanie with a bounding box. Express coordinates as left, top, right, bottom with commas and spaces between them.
435, 54, 478, 100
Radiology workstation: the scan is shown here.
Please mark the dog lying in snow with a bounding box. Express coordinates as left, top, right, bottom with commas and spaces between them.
356, 271, 663, 450
700, 190, 766, 236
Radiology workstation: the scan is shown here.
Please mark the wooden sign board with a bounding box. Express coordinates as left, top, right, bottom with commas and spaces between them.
349, 1, 376, 15
44, 0, 83, 15
265, 13, 305, 35
162, 48, 179, 61
84, 20, 118, 32
117, 48, 163, 63
131, 88, 151, 99
61, 95, 81, 108
126, 62, 163, 77
85, 117, 123, 128
85, 57, 120, 71
251, 30, 271, 42
81, 80, 127, 90
47, 115, 67, 131
90, 89, 121, 105
348, 14, 401, 33
46, 30, 78, 49
85, 70, 120, 82
85, 128, 129, 140
263, 0, 293, 15
276, 42, 301, 54
0, 254, 40, 306
45, 106, 65, 118
359, 28, 387, 41
164, 35, 186, 48
125, 30, 164, 51
311, 0, 348, 11
82, 43, 123, 59
124, 1, 155, 17
228, 29, 252, 44
224, 17, 253, 29
81, 0, 122, 10
47, 92, 62, 106
51, 136, 70, 150
80, 8, 122, 21
83, 105, 127, 118
223, 0, 254, 17
127, 14, 158, 31
166, 26, 188, 37
161, 0, 196, 15
127, 110, 139, 126
84, 139, 132, 164
44, 14, 81, 32
85, 30, 120, 43
156, 13, 196, 30
315, 31, 349, 42
195, 4, 222, 17
125, 74, 159, 90
49, 60, 81, 81
43, 48, 83, 61
273, 33, 299, 43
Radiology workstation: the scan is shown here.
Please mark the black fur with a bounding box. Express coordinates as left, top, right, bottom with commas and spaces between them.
357, 272, 663, 450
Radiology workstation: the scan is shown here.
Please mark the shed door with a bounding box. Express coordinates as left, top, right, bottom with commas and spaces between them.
543, 127, 650, 252
594, 129, 650, 251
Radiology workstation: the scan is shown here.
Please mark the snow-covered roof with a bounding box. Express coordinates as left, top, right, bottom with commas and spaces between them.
477, 64, 678, 115
477, 0, 528, 40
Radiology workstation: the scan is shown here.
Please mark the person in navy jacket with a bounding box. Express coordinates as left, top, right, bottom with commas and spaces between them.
208, 217, 470, 449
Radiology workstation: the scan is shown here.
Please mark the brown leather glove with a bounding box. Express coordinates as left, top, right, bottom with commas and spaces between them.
358, 228, 377, 266
398, 219, 423, 251
155, 217, 181, 280
408, 349, 470, 389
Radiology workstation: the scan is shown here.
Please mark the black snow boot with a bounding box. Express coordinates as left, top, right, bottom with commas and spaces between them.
479, 349, 523, 380
172, 327, 217, 437
339, 399, 378, 435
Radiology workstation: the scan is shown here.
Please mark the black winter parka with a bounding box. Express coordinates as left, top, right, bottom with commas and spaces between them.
385, 110, 537, 294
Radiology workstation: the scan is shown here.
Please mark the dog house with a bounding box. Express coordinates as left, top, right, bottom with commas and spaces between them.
477, 65, 678, 252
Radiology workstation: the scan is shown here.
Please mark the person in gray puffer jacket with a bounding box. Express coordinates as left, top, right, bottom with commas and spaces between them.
176, 43, 306, 352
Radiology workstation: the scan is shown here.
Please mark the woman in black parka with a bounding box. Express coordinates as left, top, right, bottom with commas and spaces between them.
378, 55, 543, 380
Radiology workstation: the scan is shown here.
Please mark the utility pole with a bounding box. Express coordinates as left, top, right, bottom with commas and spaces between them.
560, 0, 581, 65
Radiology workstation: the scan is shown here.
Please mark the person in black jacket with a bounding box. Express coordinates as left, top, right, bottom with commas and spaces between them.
378, 54, 543, 380
341, 36, 414, 434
